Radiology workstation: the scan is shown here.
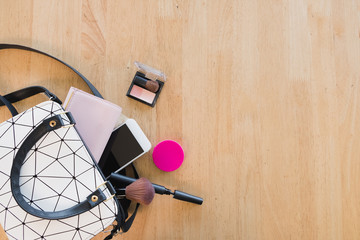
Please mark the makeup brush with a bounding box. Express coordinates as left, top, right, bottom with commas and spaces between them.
116, 177, 155, 205
134, 75, 159, 93
109, 173, 203, 205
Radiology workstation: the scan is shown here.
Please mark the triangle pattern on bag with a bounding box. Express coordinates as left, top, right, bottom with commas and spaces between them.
18, 178, 35, 200
76, 167, 97, 190
74, 147, 93, 164
73, 179, 93, 198
55, 194, 79, 211
19, 176, 33, 188
0, 147, 14, 160
44, 215, 78, 237
57, 154, 75, 176
4, 226, 24, 240
37, 140, 62, 159
8, 205, 27, 224
57, 140, 77, 159
31, 151, 58, 175
13, 124, 33, 147
60, 180, 80, 203
0, 176, 10, 193
0, 101, 117, 239
37, 159, 73, 179
0, 191, 12, 210
3, 209, 22, 232
74, 159, 94, 179
63, 126, 80, 141
19, 151, 37, 176
57, 214, 78, 229
62, 140, 83, 158
33, 107, 52, 126
41, 177, 73, 201
23, 221, 44, 239
33, 195, 61, 212
78, 228, 96, 240
0, 152, 12, 175
11, 108, 33, 127
0, 124, 15, 149
24, 219, 51, 238
0, 123, 13, 139
31, 178, 62, 200
80, 206, 102, 226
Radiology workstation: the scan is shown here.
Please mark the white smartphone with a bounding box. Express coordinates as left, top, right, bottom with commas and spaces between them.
98, 119, 151, 177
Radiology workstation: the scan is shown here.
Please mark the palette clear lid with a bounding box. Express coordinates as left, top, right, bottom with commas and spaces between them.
134, 61, 166, 82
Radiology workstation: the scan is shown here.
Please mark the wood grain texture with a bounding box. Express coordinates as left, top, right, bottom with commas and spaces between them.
0, 0, 360, 239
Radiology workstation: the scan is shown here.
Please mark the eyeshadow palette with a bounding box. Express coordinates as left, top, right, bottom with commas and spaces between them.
126, 62, 166, 107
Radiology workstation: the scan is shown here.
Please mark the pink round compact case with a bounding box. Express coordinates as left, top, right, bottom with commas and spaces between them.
152, 140, 184, 172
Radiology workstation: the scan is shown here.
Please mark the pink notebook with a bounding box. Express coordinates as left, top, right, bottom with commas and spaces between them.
63, 87, 122, 162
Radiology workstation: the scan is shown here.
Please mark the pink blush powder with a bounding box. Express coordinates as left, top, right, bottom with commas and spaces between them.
130, 85, 156, 104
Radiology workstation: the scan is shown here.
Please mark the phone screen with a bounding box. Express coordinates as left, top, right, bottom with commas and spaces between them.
99, 124, 144, 177
112, 124, 144, 166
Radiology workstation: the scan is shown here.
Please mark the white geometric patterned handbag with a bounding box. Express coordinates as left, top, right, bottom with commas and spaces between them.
0, 101, 122, 240
0, 44, 130, 240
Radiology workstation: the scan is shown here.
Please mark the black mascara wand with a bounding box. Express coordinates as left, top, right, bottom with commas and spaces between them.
109, 173, 203, 205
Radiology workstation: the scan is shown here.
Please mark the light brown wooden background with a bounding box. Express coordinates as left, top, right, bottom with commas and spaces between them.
0, 0, 360, 239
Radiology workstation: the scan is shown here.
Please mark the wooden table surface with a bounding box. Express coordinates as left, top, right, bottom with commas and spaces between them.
1, 0, 360, 239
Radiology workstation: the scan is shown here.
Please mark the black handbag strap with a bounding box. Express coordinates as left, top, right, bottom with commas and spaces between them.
1, 86, 62, 105
0, 94, 18, 116
0, 44, 102, 98
0, 86, 62, 116
0, 43, 102, 117
11, 114, 109, 219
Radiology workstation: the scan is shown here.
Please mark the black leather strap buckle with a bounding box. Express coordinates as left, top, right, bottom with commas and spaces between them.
97, 181, 116, 202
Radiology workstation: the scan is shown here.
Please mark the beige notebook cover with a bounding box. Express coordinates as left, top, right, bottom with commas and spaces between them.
63, 87, 122, 162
